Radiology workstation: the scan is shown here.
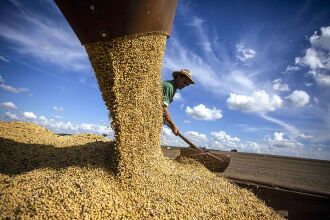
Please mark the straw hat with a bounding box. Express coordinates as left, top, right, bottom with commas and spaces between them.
172, 69, 195, 84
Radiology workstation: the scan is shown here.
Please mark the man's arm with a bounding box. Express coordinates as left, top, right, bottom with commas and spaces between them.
163, 106, 179, 135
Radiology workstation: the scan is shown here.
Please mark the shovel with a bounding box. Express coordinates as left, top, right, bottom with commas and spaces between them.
165, 122, 230, 172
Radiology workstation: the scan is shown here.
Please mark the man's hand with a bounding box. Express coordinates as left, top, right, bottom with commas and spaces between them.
163, 106, 179, 135
171, 125, 179, 136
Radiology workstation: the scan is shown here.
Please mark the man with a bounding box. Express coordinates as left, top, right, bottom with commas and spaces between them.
163, 69, 195, 135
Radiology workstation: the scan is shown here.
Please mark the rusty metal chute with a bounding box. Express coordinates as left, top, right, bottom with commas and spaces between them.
54, 0, 178, 44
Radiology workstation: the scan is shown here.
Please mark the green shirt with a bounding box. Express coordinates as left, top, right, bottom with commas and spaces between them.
162, 80, 176, 107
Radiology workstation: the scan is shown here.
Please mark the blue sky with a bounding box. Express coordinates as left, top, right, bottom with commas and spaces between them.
1, 0, 330, 160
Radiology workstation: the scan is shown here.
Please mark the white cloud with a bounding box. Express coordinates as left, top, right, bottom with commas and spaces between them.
190, 16, 204, 28
183, 120, 191, 124
244, 141, 263, 153
53, 106, 64, 112
227, 90, 283, 112
272, 78, 290, 92
184, 131, 208, 147
173, 92, 182, 101
189, 16, 214, 54
1, 102, 17, 109
261, 134, 329, 159
287, 90, 310, 107
295, 26, 330, 87
53, 115, 63, 120
95, 125, 111, 135
0, 84, 18, 93
23, 111, 37, 120
3, 111, 114, 137
161, 127, 185, 147
0, 56, 10, 63
185, 104, 222, 121
226, 70, 256, 94
45, 120, 78, 134
309, 26, 330, 51
308, 70, 330, 87
0, 76, 31, 95
260, 113, 300, 137
5, 112, 19, 120
80, 123, 94, 131
39, 115, 48, 122
236, 43, 256, 62
298, 133, 313, 140
210, 131, 240, 150
162, 126, 173, 137
78, 123, 111, 135
229, 140, 269, 154
0, 83, 29, 93
314, 73, 330, 86
133, 117, 329, 159
284, 65, 300, 73
295, 48, 325, 69
305, 82, 313, 87
266, 132, 303, 149
0, 2, 89, 71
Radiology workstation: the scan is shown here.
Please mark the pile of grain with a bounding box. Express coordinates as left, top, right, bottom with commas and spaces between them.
0, 32, 283, 219
0, 121, 282, 219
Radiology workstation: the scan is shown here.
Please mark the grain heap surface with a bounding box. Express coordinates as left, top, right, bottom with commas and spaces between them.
0, 32, 283, 219
0, 122, 282, 219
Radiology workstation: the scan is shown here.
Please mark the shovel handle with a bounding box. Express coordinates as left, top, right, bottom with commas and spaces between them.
177, 132, 199, 150
165, 121, 199, 150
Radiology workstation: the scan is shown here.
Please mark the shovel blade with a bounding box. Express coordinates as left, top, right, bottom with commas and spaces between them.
179, 147, 230, 173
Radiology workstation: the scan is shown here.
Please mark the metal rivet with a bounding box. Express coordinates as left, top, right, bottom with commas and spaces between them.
99, 30, 109, 39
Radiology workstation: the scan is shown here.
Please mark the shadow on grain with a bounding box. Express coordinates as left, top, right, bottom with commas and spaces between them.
0, 137, 119, 175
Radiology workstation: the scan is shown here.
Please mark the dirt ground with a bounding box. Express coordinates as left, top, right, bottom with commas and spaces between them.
162, 147, 330, 195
